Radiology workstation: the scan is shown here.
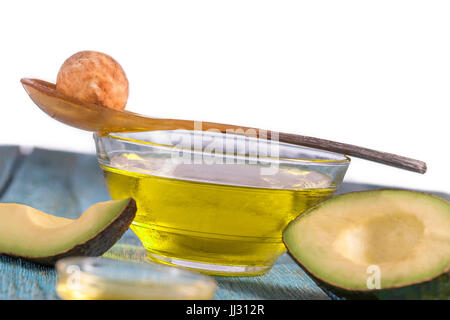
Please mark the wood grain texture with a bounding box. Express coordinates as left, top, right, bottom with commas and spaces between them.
0, 147, 447, 300
0, 146, 21, 196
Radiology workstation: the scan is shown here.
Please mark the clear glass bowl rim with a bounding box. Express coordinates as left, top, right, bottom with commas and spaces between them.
94, 130, 351, 166
56, 256, 216, 287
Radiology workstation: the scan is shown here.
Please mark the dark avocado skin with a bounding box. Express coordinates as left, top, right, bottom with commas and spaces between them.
285, 251, 377, 300
293, 255, 450, 300
3, 198, 137, 266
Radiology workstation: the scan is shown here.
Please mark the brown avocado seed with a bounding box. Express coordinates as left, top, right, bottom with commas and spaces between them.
56, 50, 129, 110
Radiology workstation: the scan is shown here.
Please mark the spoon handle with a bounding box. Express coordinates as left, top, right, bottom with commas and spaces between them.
21, 78, 427, 173
276, 132, 426, 173
154, 119, 427, 173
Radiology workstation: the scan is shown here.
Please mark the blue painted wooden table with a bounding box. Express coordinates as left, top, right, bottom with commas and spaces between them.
0, 146, 448, 300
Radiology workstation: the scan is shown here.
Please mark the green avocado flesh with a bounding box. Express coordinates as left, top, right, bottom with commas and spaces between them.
283, 190, 450, 291
0, 198, 136, 265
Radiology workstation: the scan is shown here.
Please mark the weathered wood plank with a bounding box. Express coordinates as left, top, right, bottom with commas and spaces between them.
0, 147, 447, 300
0, 146, 21, 195
214, 254, 329, 300
1, 148, 105, 219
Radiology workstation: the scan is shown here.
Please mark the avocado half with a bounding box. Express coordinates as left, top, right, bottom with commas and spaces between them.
0, 198, 136, 265
283, 190, 450, 291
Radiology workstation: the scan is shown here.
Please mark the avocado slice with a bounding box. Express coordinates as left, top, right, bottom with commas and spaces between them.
283, 190, 450, 291
0, 198, 136, 265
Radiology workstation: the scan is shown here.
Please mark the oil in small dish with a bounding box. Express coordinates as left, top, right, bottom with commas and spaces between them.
56, 257, 216, 300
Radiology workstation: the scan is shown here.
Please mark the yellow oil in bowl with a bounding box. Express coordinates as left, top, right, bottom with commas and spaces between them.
95, 130, 350, 276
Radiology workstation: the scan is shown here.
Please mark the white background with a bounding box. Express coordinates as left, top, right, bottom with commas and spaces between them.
0, 0, 449, 193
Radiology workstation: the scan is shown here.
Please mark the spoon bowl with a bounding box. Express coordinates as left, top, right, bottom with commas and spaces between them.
21, 78, 206, 133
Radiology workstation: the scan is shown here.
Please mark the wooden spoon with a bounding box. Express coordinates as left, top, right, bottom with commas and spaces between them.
21, 78, 426, 173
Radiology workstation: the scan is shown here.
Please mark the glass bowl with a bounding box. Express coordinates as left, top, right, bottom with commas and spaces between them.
56, 257, 216, 300
94, 129, 350, 276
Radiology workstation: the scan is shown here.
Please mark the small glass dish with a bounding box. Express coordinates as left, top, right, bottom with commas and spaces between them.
94, 130, 350, 276
55, 257, 216, 300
